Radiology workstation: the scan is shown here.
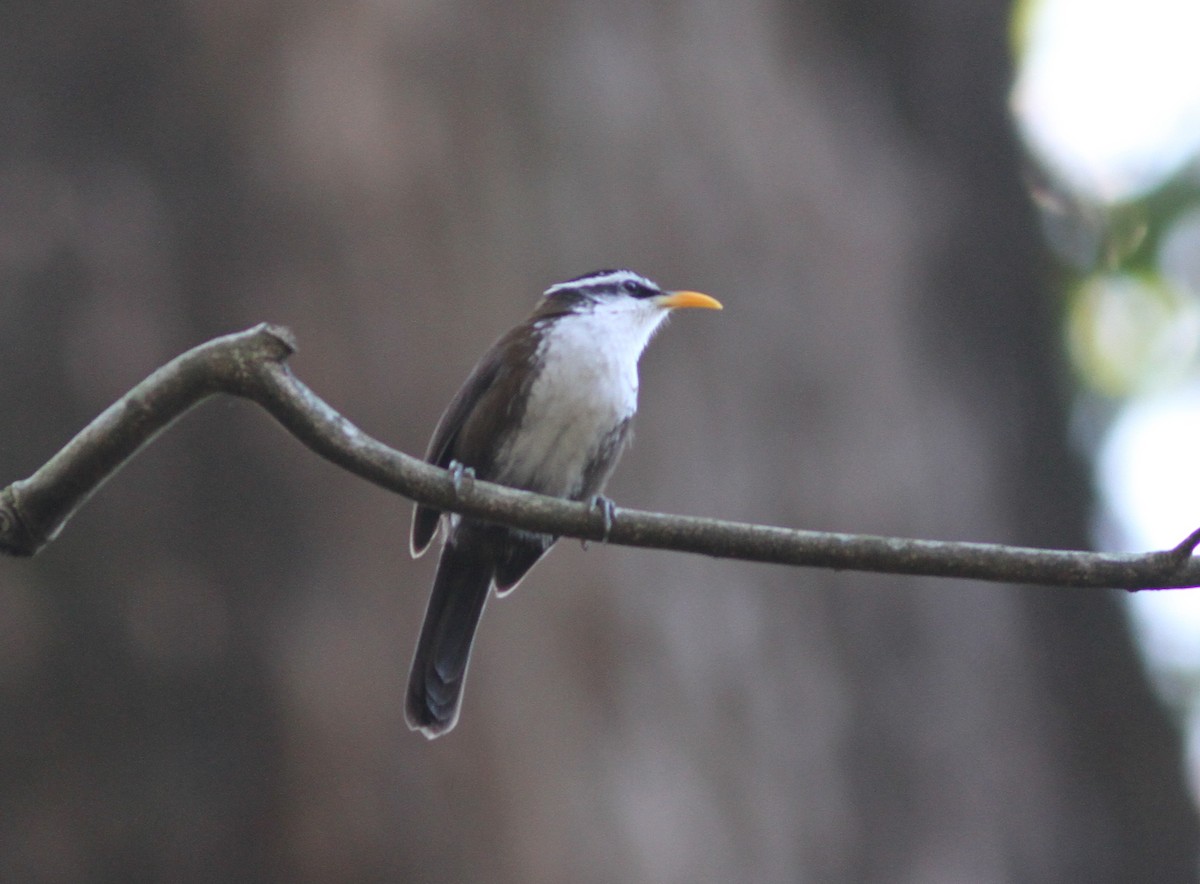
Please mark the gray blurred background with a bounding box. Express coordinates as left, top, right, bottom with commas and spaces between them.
1, 0, 1196, 881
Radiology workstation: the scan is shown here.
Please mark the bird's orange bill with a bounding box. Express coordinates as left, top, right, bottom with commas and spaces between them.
656, 290, 723, 310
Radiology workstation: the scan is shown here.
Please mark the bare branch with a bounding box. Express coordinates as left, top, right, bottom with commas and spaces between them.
2, 324, 1197, 590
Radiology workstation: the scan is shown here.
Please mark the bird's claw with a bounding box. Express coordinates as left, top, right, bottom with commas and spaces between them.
448, 460, 476, 495
581, 495, 617, 549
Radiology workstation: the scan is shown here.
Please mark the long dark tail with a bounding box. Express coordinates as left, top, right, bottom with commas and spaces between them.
405, 536, 493, 739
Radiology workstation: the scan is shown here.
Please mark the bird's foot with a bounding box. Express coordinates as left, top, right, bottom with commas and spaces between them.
581, 495, 617, 549
447, 460, 476, 496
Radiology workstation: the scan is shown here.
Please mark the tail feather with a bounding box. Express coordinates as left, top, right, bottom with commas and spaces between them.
493, 531, 554, 595
406, 539, 493, 738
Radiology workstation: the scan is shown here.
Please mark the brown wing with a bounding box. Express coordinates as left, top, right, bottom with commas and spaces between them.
409, 323, 540, 557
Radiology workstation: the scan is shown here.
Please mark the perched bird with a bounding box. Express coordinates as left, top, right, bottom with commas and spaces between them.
406, 268, 722, 738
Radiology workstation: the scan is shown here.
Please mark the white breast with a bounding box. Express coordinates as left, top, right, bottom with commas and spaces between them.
495, 303, 669, 497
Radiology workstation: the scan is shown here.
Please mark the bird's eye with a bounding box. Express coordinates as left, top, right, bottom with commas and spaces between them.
622, 280, 647, 297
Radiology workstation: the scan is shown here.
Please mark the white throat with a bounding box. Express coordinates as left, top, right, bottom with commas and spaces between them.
495, 302, 670, 496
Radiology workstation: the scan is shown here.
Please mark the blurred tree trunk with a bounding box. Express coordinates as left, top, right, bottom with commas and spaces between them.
1, 0, 1195, 882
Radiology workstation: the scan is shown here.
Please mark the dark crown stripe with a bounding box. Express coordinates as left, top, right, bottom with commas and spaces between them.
543, 269, 660, 298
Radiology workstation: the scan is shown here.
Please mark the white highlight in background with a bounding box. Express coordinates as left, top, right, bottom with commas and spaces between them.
1012, 0, 1200, 201
1098, 386, 1200, 673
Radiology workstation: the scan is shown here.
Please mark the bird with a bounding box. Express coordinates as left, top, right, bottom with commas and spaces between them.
406, 268, 722, 738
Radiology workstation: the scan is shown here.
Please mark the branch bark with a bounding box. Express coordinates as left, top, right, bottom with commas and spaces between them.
2, 323, 1197, 589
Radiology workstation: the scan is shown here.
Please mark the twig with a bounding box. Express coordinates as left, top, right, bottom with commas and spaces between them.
2, 324, 1197, 590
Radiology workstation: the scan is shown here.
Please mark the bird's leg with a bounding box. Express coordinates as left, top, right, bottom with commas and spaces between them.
581, 495, 617, 549
447, 459, 476, 497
